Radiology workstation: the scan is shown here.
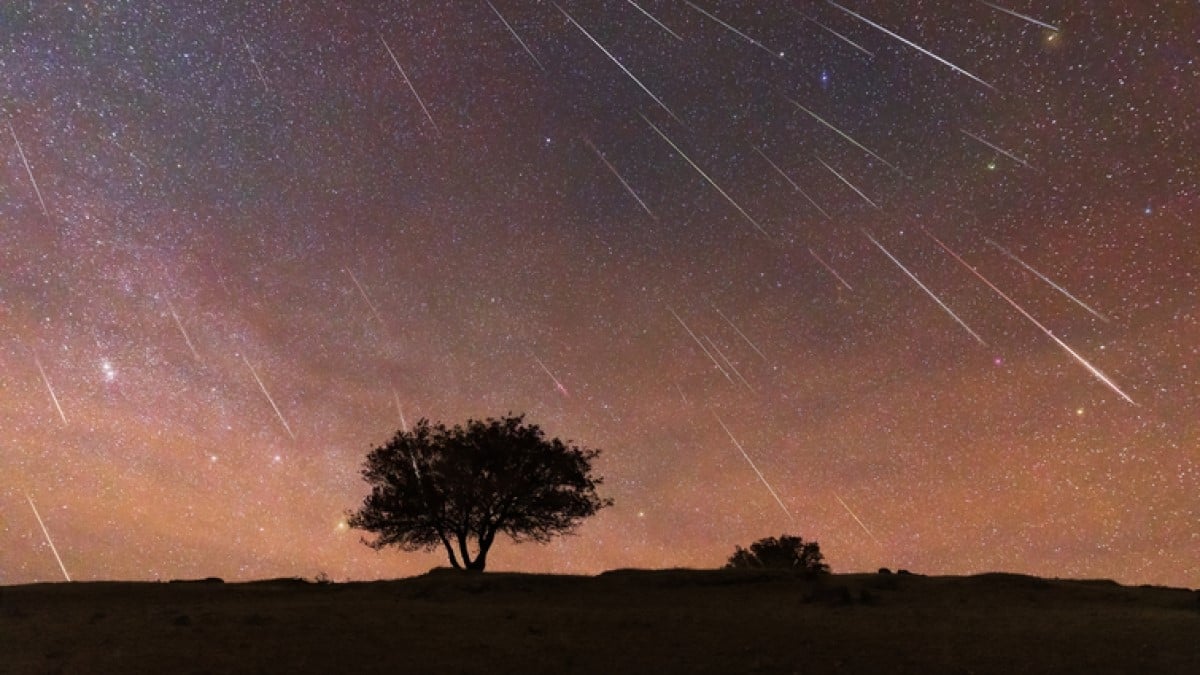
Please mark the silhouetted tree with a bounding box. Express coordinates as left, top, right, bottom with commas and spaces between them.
725, 534, 829, 573
347, 414, 612, 571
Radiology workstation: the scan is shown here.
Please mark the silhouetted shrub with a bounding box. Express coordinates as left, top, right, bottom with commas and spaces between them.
897, 569, 912, 576
725, 534, 829, 574
878, 567, 892, 575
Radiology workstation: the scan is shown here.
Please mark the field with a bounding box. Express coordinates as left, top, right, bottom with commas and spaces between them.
2, 569, 1197, 674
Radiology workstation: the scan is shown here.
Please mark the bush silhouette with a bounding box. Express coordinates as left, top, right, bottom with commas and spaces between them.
347, 414, 612, 571
725, 534, 829, 573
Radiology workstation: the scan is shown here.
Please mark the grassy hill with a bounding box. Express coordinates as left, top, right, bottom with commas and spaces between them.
2, 569, 1197, 674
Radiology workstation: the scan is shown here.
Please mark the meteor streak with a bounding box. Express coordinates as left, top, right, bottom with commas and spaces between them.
986, 239, 1109, 323
712, 410, 795, 523
808, 248, 854, 291
532, 354, 570, 397
863, 230, 988, 346
787, 98, 903, 175
924, 230, 1136, 405
8, 122, 51, 222
555, 4, 684, 125
668, 306, 735, 384
641, 114, 772, 239
826, 1, 996, 91
392, 388, 408, 431
815, 156, 880, 210
960, 129, 1034, 169
380, 35, 441, 135
242, 37, 269, 90
345, 269, 386, 326
581, 136, 655, 219
683, 1, 782, 60
243, 356, 296, 439
978, 1, 1060, 32
711, 304, 767, 361
485, 0, 546, 72
33, 355, 67, 424
752, 146, 832, 220
704, 335, 755, 393
834, 493, 881, 546
800, 13, 874, 58
27, 494, 71, 581
625, 1, 682, 41
164, 296, 202, 360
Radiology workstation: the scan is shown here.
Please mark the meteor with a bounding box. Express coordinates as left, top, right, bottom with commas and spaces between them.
674, 382, 690, 405
33, 355, 67, 425
345, 268, 386, 327
712, 410, 795, 524
27, 494, 71, 581
243, 356, 297, 439
625, 1, 683, 41
826, 1, 996, 91
8, 122, 51, 222
555, 4, 685, 125
834, 493, 881, 546
752, 146, 832, 221
683, 1, 782, 60
668, 305, 735, 384
800, 13, 874, 58
977, 1, 1060, 32
485, 0, 546, 72
960, 129, 1034, 169
242, 37, 269, 90
986, 239, 1109, 323
787, 98, 903, 175
380, 35, 441, 135
581, 135, 655, 219
924, 230, 1136, 405
704, 335, 755, 393
711, 304, 767, 361
808, 247, 854, 291
863, 230, 988, 346
163, 295, 202, 360
641, 114, 772, 239
392, 388, 408, 431
532, 354, 570, 398
815, 155, 880, 210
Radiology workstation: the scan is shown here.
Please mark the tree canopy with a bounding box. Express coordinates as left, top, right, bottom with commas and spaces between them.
725, 534, 830, 573
347, 414, 612, 571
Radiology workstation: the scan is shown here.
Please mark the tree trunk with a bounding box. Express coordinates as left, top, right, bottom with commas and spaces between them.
439, 534, 462, 569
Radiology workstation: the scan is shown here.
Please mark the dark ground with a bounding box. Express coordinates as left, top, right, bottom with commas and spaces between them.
2, 569, 1197, 674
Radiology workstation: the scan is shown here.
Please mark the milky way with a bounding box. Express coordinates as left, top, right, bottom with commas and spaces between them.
2, 2, 1197, 587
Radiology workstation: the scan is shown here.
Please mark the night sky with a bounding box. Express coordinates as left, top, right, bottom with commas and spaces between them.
2, 1, 1197, 588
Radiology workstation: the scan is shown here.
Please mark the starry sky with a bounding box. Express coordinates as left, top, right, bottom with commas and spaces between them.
1, 1, 1197, 588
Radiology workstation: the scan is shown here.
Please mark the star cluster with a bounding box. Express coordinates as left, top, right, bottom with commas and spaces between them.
1, 1, 1197, 586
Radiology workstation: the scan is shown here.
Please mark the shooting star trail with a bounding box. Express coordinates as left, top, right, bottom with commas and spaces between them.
242, 37, 269, 90
834, 493, 881, 546
800, 13, 875, 57
380, 35, 441, 135
787, 98, 904, 176
33, 355, 67, 424
668, 306, 735, 384
532, 354, 571, 398
960, 129, 1034, 169
704, 335, 756, 393
816, 156, 880, 210
712, 410, 795, 523
827, 1, 996, 91
27, 494, 71, 581
752, 146, 832, 220
626, 0, 683, 41
674, 382, 690, 405
8, 122, 51, 222
683, 1, 782, 60
985, 239, 1109, 322
581, 136, 655, 219
345, 269, 386, 326
924, 230, 1135, 404
163, 296, 202, 360
978, 1, 1060, 31
808, 248, 854, 291
864, 230, 988, 346
243, 356, 297, 439
642, 114, 772, 239
711, 304, 768, 361
555, 4, 685, 125
485, 0, 546, 72
392, 388, 408, 431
